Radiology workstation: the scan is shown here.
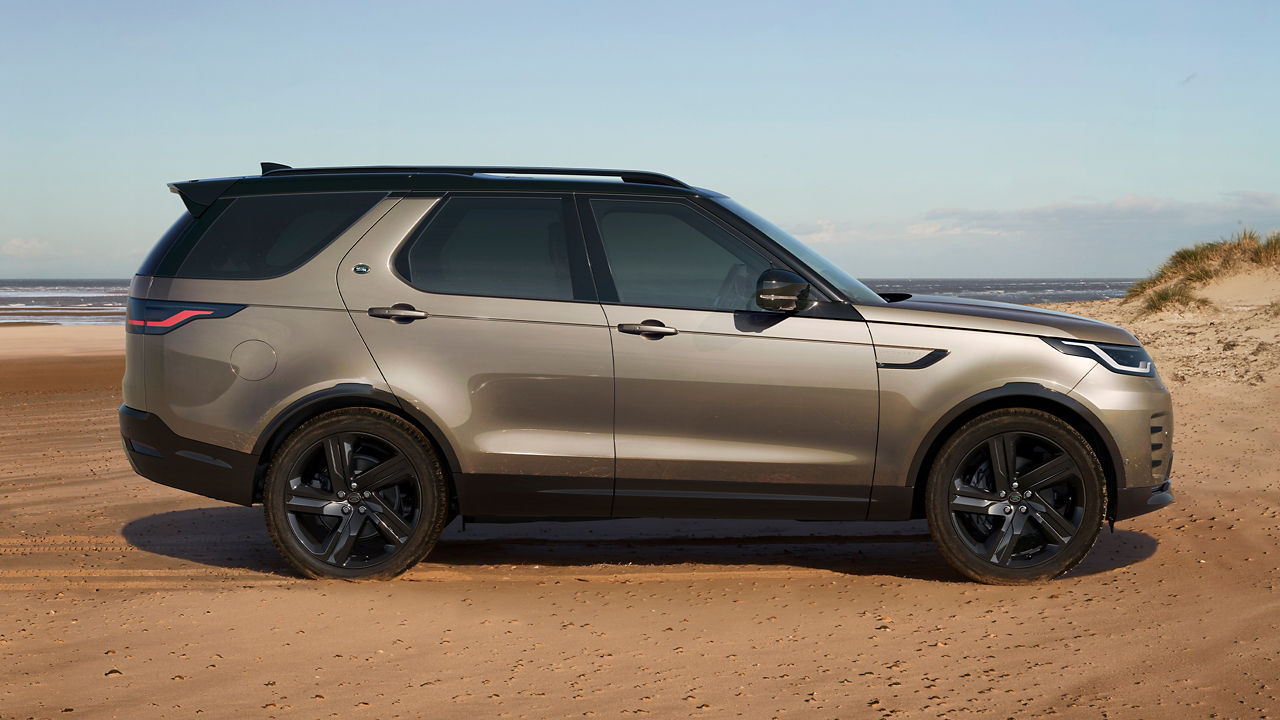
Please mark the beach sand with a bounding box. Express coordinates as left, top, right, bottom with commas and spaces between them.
1, 288, 1277, 718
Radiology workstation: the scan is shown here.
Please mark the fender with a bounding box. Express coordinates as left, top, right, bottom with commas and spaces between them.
251, 383, 461, 475
867, 382, 1123, 521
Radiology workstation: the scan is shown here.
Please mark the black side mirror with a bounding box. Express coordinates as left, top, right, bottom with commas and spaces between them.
755, 269, 810, 312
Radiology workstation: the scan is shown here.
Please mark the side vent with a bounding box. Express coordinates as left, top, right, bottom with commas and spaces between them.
1149, 412, 1173, 482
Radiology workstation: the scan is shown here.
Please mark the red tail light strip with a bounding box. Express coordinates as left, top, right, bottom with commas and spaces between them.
126, 299, 244, 334
130, 309, 214, 328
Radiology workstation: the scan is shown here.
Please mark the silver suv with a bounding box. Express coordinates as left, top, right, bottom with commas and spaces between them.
120, 164, 1174, 584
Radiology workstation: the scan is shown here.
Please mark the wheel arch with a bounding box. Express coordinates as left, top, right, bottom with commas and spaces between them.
905, 382, 1122, 521
250, 383, 461, 506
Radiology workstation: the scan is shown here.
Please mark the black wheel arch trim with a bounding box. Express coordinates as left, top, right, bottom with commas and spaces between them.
252, 384, 462, 486
893, 382, 1124, 521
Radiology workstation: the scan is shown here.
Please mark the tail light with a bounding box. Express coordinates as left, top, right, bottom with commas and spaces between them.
126, 299, 244, 335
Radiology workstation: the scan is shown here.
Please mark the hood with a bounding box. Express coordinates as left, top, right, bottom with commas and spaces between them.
856, 294, 1140, 346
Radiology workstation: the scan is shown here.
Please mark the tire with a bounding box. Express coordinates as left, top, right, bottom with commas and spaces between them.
925, 408, 1106, 585
263, 408, 449, 580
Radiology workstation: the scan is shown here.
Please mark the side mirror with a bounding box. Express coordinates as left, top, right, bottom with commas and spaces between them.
755, 269, 810, 312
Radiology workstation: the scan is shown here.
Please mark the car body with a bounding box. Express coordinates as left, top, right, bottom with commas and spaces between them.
120, 164, 1173, 583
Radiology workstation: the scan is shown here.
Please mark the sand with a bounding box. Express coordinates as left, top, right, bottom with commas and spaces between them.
1, 286, 1278, 718
1197, 268, 1280, 310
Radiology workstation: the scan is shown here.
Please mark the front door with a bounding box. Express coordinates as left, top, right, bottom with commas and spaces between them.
339, 194, 614, 518
581, 196, 879, 520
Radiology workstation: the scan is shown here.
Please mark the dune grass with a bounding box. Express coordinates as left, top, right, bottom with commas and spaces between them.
1141, 283, 1211, 314
1126, 228, 1280, 313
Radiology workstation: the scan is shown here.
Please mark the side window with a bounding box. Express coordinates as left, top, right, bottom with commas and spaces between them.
171, 192, 384, 280
396, 196, 587, 302
591, 199, 772, 311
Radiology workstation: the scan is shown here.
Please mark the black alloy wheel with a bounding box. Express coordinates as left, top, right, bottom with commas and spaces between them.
264, 408, 449, 580
926, 408, 1106, 584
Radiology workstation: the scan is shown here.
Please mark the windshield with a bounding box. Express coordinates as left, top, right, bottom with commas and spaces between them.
714, 198, 886, 306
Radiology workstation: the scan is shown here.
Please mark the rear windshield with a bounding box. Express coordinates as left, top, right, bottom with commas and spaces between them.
154, 192, 385, 280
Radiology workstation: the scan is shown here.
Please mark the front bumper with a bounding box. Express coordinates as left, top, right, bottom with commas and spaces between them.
118, 404, 258, 505
1114, 479, 1174, 521
1069, 364, 1175, 522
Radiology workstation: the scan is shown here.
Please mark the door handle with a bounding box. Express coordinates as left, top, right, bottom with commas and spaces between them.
368, 304, 429, 323
617, 320, 678, 338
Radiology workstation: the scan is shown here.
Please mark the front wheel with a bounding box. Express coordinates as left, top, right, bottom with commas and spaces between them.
263, 408, 449, 580
925, 408, 1106, 585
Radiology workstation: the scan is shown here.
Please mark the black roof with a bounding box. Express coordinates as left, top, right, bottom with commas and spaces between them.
169, 164, 711, 216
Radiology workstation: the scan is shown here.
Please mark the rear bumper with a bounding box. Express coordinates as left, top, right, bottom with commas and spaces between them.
118, 404, 258, 505
1114, 479, 1174, 521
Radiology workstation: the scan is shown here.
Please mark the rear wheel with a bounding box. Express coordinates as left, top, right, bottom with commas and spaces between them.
925, 408, 1106, 585
263, 408, 449, 580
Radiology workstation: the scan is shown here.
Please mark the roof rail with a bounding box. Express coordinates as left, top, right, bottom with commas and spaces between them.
257, 164, 690, 189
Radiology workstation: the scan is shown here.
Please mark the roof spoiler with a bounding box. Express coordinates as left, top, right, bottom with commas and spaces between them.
168, 162, 292, 216
167, 177, 239, 217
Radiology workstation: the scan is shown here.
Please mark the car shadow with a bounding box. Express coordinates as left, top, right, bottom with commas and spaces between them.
121, 507, 1159, 583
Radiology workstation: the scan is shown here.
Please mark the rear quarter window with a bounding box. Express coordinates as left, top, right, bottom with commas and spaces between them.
393, 195, 593, 301
137, 212, 196, 276
159, 192, 385, 280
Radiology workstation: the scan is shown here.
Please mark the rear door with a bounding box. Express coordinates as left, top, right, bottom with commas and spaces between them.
338, 194, 614, 517
580, 196, 879, 520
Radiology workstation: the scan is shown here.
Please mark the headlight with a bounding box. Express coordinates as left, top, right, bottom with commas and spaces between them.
1043, 337, 1155, 377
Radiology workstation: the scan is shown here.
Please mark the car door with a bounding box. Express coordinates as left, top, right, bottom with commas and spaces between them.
580, 195, 879, 520
338, 194, 614, 518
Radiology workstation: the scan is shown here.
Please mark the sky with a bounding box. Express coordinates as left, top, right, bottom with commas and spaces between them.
1, 0, 1278, 279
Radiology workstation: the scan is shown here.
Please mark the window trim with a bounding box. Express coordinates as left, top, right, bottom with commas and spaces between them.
576, 194, 811, 314
390, 192, 599, 304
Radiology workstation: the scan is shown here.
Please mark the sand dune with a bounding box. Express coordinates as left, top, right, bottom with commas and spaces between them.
1, 291, 1277, 718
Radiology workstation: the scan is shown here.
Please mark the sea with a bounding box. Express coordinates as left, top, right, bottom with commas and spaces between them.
0, 278, 1138, 326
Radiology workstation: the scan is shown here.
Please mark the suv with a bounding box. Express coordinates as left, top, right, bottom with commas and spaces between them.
120, 164, 1174, 584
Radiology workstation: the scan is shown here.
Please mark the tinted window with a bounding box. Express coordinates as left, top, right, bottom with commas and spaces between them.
138, 212, 195, 276
713, 197, 886, 306
397, 196, 586, 301
591, 199, 772, 311
172, 192, 384, 280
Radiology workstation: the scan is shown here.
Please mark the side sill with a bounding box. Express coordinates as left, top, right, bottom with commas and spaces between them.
866, 485, 916, 521
455, 473, 613, 518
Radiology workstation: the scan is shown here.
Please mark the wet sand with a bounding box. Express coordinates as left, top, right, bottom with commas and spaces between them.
1, 295, 1278, 718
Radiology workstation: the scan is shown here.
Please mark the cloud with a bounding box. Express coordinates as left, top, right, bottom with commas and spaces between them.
905, 220, 1006, 238
2, 238, 53, 258
779, 193, 1280, 277
791, 219, 848, 245
907, 193, 1280, 240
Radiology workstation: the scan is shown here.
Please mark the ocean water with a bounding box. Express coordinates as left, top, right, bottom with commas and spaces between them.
863, 278, 1137, 306
0, 278, 1137, 325
0, 279, 130, 325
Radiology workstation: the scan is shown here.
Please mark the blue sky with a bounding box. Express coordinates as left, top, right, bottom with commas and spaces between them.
2, 0, 1277, 278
